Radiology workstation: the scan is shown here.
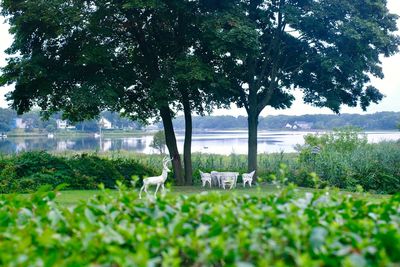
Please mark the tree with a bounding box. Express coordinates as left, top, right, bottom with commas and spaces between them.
204, 0, 399, 172
0, 0, 231, 185
0, 0, 222, 184
0, 108, 16, 132
150, 130, 166, 154
172, 55, 230, 184
75, 121, 100, 132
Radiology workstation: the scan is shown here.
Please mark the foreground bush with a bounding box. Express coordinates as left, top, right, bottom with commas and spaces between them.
0, 185, 399, 266
0, 152, 156, 193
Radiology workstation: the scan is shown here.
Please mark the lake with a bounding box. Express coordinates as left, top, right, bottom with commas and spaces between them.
0, 130, 399, 155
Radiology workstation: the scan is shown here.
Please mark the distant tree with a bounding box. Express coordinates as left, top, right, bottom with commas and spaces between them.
75, 121, 99, 132
150, 130, 166, 154
45, 124, 56, 133
0, 108, 17, 132
204, 0, 399, 172
20, 112, 41, 130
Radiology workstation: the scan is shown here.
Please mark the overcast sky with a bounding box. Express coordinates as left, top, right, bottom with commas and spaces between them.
1, 1, 399, 117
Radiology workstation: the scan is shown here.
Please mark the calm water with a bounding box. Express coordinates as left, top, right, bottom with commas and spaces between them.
0, 131, 399, 155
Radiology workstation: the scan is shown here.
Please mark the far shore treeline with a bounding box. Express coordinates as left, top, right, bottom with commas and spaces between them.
0, 108, 399, 133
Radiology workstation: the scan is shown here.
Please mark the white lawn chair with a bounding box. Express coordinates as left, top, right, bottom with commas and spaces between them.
199, 170, 212, 187
242, 170, 255, 187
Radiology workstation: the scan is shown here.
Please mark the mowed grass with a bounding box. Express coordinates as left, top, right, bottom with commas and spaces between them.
54, 184, 389, 206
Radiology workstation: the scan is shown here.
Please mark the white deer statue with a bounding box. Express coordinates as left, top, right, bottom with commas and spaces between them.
139, 156, 172, 199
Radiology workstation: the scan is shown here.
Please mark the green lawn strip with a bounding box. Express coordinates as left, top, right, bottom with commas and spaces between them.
53, 184, 388, 206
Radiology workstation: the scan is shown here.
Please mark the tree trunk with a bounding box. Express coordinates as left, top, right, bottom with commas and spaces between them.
247, 111, 259, 173
182, 92, 193, 185
159, 106, 185, 185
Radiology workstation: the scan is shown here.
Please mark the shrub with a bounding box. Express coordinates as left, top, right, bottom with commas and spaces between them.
67, 154, 123, 188
113, 158, 157, 187
12, 151, 74, 178
0, 164, 18, 193
0, 186, 399, 266
297, 129, 400, 194
0, 152, 156, 193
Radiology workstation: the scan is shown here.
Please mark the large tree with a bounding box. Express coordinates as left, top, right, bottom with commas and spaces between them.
204, 0, 399, 172
172, 54, 230, 183
0, 0, 225, 184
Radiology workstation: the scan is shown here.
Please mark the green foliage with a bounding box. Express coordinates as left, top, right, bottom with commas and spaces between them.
99, 145, 399, 194
67, 154, 123, 189
297, 129, 400, 194
0, 152, 156, 193
201, 0, 399, 171
0, 186, 399, 265
150, 130, 166, 154
0, 139, 398, 194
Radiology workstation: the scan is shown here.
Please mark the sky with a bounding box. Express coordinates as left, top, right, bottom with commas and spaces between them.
1, 1, 399, 117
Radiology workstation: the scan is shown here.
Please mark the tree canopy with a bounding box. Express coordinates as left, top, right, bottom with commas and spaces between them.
201, 0, 399, 171
0, 0, 231, 184
1, 0, 399, 177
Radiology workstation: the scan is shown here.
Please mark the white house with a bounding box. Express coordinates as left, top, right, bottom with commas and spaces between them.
99, 117, 112, 129
56, 119, 76, 130
15, 118, 27, 129
285, 123, 293, 129
56, 119, 68, 129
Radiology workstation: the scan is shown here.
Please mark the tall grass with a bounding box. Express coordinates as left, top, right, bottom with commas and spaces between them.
296, 128, 400, 194
61, 151, 298, 184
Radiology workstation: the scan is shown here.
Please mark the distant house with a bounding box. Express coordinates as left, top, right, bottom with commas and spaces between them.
15, 118, 27, 129
56, 119, 76, 130
99, 117, 112, 129
285, 123, 293, 129
56, 120, 68, 129
294, 121, 312, 130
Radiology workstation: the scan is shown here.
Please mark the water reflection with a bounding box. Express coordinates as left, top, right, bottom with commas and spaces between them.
0, 131, 398, 155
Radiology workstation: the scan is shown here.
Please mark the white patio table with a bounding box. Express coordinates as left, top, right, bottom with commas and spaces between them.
211, 171, 239, 189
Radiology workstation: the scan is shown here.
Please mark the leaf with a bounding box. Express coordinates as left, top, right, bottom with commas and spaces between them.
310, 227, 328, 253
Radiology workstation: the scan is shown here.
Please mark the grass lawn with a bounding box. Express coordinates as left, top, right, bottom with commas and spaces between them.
54, 184, 389, 206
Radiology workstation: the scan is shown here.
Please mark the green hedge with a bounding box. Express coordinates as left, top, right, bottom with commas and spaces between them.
0, 186, 399, 266
0, 151, 156, 193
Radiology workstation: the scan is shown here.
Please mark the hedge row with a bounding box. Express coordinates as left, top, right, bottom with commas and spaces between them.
0, 151, 156, 193
0, 186, 399, 266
